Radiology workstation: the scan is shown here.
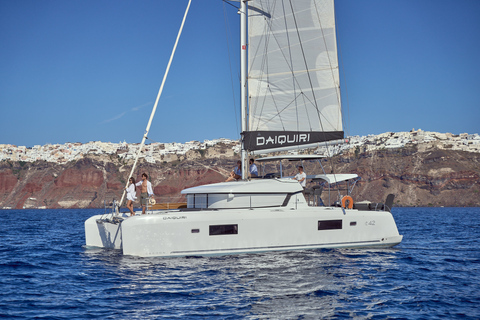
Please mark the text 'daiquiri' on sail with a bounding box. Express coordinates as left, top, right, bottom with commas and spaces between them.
243, 131, 344, 151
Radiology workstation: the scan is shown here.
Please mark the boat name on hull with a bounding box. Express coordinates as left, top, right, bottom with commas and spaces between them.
163, 216, 187, 220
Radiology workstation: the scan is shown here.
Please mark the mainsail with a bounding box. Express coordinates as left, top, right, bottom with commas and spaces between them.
244, 0, 343, 153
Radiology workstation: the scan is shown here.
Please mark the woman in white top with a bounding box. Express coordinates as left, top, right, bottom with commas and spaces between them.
125, 177, 137, 216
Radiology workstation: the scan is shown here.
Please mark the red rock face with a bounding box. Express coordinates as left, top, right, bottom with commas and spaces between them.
0, 171, 17, 193
55, 168, 104, 187
24, 182, 43, 193
152, 168, 225, 202
107, 181, 123, 190
154, 185, 178, 195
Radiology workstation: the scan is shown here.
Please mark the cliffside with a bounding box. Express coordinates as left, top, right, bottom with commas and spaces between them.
1, 145, 479, 209
0, 154, 233, 209
328, 148, 480, 207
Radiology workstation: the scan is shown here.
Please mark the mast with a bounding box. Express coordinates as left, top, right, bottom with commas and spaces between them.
240, 0, 248, 179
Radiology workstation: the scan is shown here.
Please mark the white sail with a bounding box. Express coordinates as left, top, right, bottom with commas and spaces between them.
245, 0, 343, 152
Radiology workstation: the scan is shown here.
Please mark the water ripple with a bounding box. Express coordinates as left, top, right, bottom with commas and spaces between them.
0, 207, 479, 319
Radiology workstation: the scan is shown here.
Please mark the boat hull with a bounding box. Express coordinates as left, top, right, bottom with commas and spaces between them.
95, 206, 403, 257
85, 215, 123, 250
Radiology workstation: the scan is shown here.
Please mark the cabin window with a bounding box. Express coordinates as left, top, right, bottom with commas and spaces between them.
187, 194, 207, 209
186, 193, 288, 209
350, 221, 357, 226
318, 220, 342, 230
208, 194, 229, 208
209, 224, 238, 235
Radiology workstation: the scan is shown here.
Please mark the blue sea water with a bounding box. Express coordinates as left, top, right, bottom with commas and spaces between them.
0, 207, 479, 319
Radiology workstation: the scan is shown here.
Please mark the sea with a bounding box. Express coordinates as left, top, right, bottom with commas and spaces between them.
0, 207, 479, 319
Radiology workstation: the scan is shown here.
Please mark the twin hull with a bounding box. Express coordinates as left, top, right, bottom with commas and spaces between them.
85, 206, 402, 257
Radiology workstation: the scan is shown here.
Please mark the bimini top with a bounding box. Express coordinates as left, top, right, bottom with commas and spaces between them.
181, 178, 303, 195
307, 174, 359, 184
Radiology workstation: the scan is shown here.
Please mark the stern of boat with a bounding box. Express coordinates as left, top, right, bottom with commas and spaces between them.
84, 214, 123, 249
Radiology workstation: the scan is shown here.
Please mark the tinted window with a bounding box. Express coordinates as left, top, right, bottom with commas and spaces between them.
209, 224, 238, 235
318, 220, 342, 230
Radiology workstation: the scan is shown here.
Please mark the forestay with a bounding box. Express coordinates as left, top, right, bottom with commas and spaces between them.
244, 0, 343, 152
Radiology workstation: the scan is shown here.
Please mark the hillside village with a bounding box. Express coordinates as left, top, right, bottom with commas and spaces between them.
1, 130, 479, 164
1, 129, 479, 210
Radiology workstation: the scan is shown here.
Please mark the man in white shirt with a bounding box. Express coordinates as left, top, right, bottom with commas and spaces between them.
293, 166, 306, 188
135, 173, 154, 214
249, 158, 258, 178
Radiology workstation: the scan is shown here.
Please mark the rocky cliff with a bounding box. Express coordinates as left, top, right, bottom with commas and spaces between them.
325, 147, 480, 207
1, 144, 479, 209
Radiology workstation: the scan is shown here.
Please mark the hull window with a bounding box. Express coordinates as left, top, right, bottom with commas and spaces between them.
209, 224, 238, 235
318, 220, 342, 230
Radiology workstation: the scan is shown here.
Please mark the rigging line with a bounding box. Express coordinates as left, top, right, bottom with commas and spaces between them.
267, 14, 289, 132
145, 136, 160, 144
259, 92, 302, 125
256, 4, 286, 132
250, 1, 335, 134
293, 0, 342, 200
222, 0, 239, 10
263, 0, 288, 131
288, 0, 325, 133
117, 0, 192, 213
223, 1, 240, 138
250, 1, 300, 132
146, 136, 230, 177
256, 0, 312, 132
296, 90, 338, 130
250, 0, 293, 132
280, 0, 314, 132
311, 0, 343, 168
280, 0, 301, 132
190, 159, 231, 177
250, 12, 272, 131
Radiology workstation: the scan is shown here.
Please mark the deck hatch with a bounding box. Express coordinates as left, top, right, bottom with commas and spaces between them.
209, 224, 238, 235
318, 219, 342, 230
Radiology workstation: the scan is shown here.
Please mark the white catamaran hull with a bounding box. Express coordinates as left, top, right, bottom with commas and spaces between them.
85, 203, 402, 257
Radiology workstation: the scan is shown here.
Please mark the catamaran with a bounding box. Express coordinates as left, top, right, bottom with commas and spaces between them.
85, 0, 402, 257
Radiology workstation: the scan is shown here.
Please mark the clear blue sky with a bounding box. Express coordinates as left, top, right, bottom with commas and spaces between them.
1, 0, 479, 147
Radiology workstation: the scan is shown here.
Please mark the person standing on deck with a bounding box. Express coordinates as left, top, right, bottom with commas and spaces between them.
249, 158, 258, 178
136, 173, 154, 214
293, 166, 307, 189
125, 177, 137, 216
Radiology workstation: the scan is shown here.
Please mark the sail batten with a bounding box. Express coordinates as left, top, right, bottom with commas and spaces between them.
245, 0, 342, 152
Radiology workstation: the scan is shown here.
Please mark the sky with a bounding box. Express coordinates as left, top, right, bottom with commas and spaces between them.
1, 0, 479, 147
